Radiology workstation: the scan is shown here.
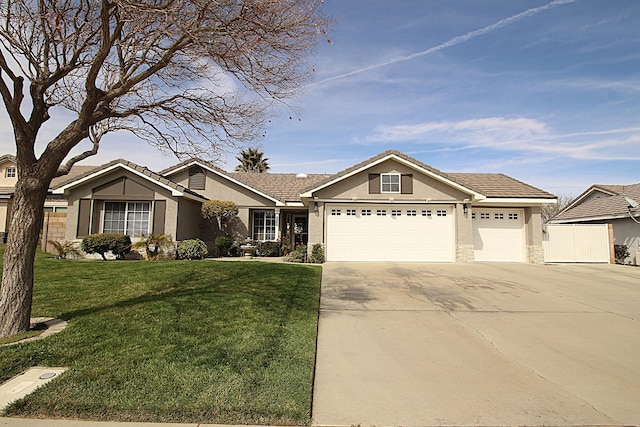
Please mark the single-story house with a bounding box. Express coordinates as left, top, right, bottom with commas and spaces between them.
0, 154, 93, 242
51, 150, 556, 263
549, 183, 640, 265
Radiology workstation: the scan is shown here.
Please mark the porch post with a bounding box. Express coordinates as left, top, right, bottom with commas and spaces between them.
274, 208, 280, 240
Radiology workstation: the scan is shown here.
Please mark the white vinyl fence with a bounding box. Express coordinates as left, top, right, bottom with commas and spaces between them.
543, 224, 612, 263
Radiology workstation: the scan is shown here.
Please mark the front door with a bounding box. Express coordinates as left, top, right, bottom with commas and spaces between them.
293, 215, 308, 248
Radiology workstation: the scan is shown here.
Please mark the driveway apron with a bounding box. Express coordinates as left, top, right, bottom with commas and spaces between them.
312, 262, 640, 426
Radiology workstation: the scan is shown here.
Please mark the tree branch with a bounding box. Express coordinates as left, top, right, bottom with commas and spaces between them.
55, 127, 101, 176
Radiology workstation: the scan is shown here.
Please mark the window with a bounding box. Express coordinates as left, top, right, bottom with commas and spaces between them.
436, 210, 447, 217
103, 202, 150, 236
376, 209, 387, 216
381, 174, 400, 193
480, 212, 490, 219
361, 209, 371, 216
43, 206, 68, 213
495, 213, 504, 220
346, 209, 357, 216
471, 213, 476, 219
422, 210, 432, 217
331, 209, 341, 216
509, 213, 519, 220
253, 211, 276, 240
407, 210, 417, 216
391, 209, 401, 217
5, 167, 16, 178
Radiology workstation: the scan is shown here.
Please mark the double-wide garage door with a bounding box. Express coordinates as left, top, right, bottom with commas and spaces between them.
325, 204, 454, 262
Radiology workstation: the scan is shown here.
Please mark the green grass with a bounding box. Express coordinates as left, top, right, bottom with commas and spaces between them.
0, 247, 322, 425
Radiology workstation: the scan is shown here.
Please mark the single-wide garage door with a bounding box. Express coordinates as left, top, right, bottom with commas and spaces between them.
473, 208, 525, 262
325, 204, 454, 262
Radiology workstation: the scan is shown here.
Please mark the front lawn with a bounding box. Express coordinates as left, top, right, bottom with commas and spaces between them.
0, 248, 321, 425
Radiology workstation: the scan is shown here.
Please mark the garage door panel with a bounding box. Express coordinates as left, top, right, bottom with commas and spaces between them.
473, 209, 524, 262
325, 204, 454, 262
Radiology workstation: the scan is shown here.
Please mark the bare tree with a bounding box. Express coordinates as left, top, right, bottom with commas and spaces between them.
0, 0, 329, 337
541, 194, 573, 223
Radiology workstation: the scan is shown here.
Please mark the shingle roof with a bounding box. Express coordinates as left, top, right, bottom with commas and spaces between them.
52, 158, 206, 200
231, 172, 331, 202
300, 149, 555, 200
448, 173, 556, 199
552, 183, 640, 221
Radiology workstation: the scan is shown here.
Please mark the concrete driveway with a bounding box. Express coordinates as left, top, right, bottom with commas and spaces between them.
312, 262, 640, 426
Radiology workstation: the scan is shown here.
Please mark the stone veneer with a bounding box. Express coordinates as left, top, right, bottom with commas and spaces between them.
527, 245, 545, 264
456, 244, 475, 263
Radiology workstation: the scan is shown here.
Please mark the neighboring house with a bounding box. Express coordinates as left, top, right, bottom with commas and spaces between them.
0, 154, 93, 242
52, 150, 556, 263
550, 183, 640, 265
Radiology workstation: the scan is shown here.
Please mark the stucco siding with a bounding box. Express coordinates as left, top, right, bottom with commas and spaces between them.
612, 218, 639, 265
176, 198, 206, 241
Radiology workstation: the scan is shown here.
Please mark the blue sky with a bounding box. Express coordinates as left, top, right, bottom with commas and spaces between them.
2, 0, 639, 197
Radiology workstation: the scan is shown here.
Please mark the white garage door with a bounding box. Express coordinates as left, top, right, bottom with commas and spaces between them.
473, 208, 525, 262
325, 204, 454, 262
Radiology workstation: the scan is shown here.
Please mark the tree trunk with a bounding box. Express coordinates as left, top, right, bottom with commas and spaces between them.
0, 174, 49, 338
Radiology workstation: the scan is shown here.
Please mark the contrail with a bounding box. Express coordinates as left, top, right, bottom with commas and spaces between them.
312, 0, 577, 86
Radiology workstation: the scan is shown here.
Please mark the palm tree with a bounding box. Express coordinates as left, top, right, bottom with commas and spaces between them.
235, 148, 270, 173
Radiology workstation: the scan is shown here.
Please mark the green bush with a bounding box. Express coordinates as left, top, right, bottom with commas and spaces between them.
177, 238, 209, 260
81, 233, 131, 260
214, 235, 234, 257
284, 244, 307, 263
256, 241, 280, 257
309, 243, 324, 264
614, 244, 630, 264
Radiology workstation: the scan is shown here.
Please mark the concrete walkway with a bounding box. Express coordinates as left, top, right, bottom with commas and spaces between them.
312, 262, 640, 426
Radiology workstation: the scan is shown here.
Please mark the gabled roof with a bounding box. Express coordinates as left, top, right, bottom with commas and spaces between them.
52, 159, 207, 202
0, 154, 16, 164
300, 150, 555, 201
160, 158, 293, 205
551, 183, 640, 222
300, 150, 485, 200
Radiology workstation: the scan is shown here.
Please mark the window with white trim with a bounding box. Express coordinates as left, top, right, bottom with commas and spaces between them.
331, 209, 341, 216
361, 209, 371, 216
103, 201, 150, 236
436, 210, 447, 217
391, 209, 401, 217
346, 209, 357, 216
253, 211, 276, 240
471, 213, 476, 219
381, 173, 400, 193
5, 167, 16, 178
376, 209, 387, 216
407, 210, 417, 216
495, 213, 504, 220
480, 212, 490, 219
509, 213, 519, 220
422, 210, 432, 217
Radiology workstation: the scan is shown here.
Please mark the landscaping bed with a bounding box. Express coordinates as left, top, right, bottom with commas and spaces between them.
0, 247, 321, 425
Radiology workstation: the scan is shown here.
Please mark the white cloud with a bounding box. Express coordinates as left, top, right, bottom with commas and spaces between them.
363, 116, 640, 161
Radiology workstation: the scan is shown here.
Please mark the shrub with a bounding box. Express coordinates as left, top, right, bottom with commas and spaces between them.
81, 233, 131, 260
309, 243, 324, 264
132, 234, 175, 260
284, 244, 307, 263
49, 240, 83, 259
256, 241, 280, 257
614, 245, 630, 264
177, 238, 209, 260
214, 235, 234, 257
